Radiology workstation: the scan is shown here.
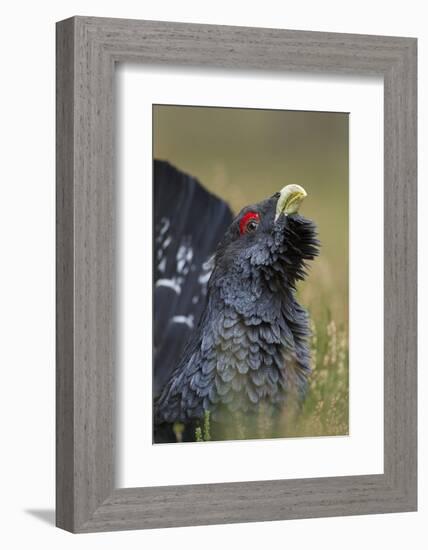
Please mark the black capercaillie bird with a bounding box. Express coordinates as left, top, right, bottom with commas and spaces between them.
153, 160, 319, 442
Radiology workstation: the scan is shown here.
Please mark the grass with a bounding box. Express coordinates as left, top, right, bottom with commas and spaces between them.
281, 316, 349, 438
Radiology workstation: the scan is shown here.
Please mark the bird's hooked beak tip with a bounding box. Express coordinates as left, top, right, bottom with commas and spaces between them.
275, 184, 307, 221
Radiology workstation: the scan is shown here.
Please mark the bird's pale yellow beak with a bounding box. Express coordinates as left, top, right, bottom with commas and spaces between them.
275, 184, 307, 221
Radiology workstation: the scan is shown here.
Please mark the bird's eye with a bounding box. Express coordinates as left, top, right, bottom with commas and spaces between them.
239, 211, 260, 235
246, 220, 258, 232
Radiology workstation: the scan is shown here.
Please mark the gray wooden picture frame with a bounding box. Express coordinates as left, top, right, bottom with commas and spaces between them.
56, 16, 417, 533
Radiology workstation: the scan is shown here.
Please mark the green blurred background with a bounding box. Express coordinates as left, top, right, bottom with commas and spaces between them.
154, 105, 349, 438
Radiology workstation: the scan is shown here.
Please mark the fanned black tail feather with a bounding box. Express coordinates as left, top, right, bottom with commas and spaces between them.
153, 160, 233, 440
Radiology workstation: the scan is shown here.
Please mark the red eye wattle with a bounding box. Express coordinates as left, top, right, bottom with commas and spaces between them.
239, 211, 260, 235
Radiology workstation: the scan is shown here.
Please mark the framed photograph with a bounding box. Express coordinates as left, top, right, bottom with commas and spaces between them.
56, 16, 417, 532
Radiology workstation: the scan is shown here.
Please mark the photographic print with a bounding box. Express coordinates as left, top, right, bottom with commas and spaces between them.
153, 105, 348, 444
55, 18, 416, 532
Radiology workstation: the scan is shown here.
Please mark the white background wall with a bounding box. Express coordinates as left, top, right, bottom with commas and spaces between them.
0, 1, 424, 548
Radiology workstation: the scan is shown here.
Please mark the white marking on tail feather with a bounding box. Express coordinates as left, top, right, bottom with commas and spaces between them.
155, 278, 181, 295
159, 217, 170, 236
176, 241, 194, 274
198, 270, 211, 285
171, 315, 194, 329
162, 236, 172, 249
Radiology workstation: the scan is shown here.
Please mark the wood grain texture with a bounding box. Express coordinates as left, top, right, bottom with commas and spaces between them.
56, 16, 417, 533
56, 18, 75, 532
